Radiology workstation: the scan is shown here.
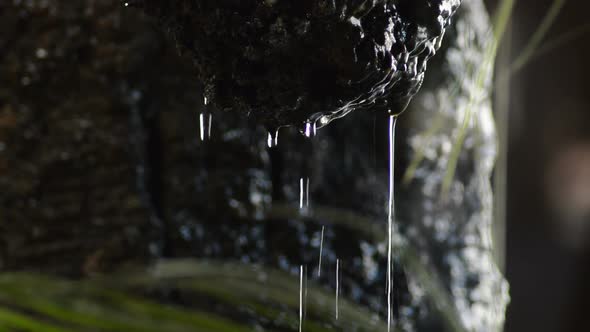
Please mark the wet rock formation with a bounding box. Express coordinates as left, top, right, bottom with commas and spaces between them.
126, 0, 460, 131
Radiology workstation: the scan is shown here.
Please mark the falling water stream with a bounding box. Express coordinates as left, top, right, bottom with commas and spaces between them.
318, 226, 325, 278
386, 115, 398, 331
199, 113, 212, 141
267, 130, 279, 148
336, 258, 340, 321
299, 177, 310, 210
299, 265, 304, 332
299, 265, 310, 332
265, 114, 400, 331
196, 104, 402, 332
199, 96, 212, 141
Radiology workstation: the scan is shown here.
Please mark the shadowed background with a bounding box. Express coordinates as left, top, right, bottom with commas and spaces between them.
487, 0, 590, 330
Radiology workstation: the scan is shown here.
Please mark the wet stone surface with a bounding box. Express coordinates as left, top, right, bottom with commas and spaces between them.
127, 0, 461, 131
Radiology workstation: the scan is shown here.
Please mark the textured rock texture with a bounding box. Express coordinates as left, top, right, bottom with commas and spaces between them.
127, 0, 460, 131
0, 1, 155, 274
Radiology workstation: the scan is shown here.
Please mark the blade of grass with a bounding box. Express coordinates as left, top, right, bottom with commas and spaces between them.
0, 200, 473, 332
509, 0, 566, 74
0, 275, 252, 332
501, 21, 590, 80
100, 290, 253, 332
401, 111, 445, 186
0, 307, 75, 332
533, 22, 590, 60
129, 260, 390, 331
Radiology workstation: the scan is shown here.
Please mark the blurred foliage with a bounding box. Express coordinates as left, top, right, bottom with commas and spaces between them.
0, 260, 389, 332
400, 0, 571, 197
0, 200, 469, 331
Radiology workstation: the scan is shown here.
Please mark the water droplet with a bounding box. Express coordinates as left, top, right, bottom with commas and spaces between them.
35, 48, 48, 59
304, 121, 317, 138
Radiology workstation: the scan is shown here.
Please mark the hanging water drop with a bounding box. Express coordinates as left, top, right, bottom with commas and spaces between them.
318, 226, 325, 277
386, 115, 398, 332
304, 121, 317, 138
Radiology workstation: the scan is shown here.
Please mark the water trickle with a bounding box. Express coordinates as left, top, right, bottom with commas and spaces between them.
336, 258, 340, 320
306, 179, 310, 209
299, 178, 304, 209
199, 113, 212, 141
386, 115, 398, 332
299, 265, 305, 332
304, 266, 308, 327
318, 226, 325, 277
299, 177, 310, 210
199, 96, 212, 141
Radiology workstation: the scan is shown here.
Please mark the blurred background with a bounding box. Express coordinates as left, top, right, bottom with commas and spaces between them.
488, 0, 590, 331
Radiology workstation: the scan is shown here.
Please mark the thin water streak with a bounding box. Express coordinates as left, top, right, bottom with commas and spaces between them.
208, 114, 212, 138
386, 115, 398, 332
199, 96, 212, 141
336, 258, 340, 320
318, 226, 325, 277
306, 178, 310, 208
199, 113, 212, 141
267, 130, 279, 148
304, 266, 308, 326
299, 178, 304, 209
199, 114, 204, 141
299, 265, 305, 332
299, 177, 310, 210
